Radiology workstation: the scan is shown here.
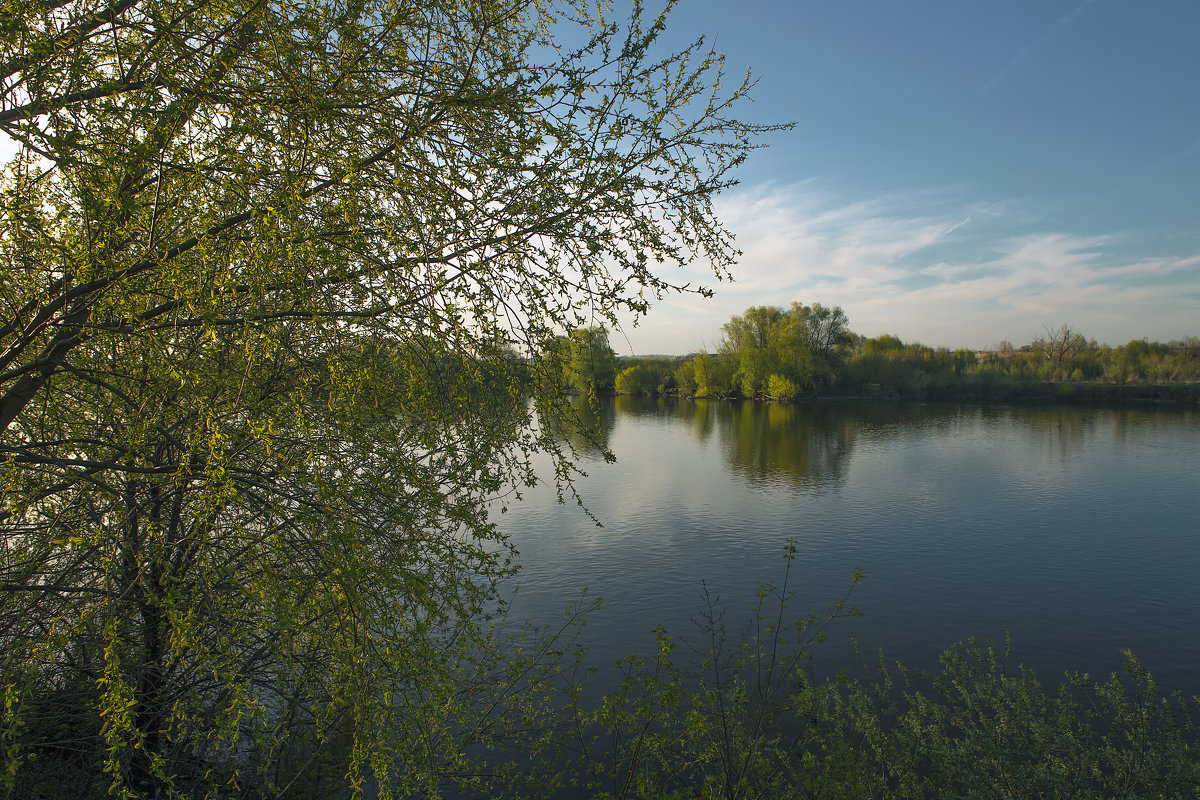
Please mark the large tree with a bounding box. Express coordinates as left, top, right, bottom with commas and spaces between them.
0, 0, 778, 795
1032, 323, 1092, 376
716, 301, 847, 397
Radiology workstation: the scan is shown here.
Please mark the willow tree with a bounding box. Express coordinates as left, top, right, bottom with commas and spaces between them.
0, 0, 779, 795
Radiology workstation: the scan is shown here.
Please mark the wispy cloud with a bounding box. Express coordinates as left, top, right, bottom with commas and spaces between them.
620, 182, 1200, 354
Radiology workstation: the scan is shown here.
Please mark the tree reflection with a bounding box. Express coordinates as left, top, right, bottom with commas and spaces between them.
610, 396, 867, 488
539, 395, 619, 459
716, 401, 859, 488
594, 396, 1193, 489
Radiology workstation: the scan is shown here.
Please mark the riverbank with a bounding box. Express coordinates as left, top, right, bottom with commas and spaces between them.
819, 380, 1200, 406
666, 381, 1200, 407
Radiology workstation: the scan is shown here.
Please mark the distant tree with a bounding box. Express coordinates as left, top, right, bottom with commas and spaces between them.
722, 305, 783, 397
567, 327, 617, 394
536, 334, 574, 393
1032, 324, 1091, 376
861, 333, 904, 356
615, 364, 651, 395
673, 359, 699, 396
804, 302, 851, 364
718, 301, 846, 396
773, 302, 818, 389
692, 350, 736, 398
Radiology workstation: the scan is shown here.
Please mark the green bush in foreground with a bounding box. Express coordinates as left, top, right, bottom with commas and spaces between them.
822, 644, 1200, 799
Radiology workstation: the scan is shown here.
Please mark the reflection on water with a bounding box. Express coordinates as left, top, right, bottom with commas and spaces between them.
511, 398, 1200, 695
538, 395, 619, 458
719, 401, 854, 489
603, 396, 865, 487
587, 397, 1175, 488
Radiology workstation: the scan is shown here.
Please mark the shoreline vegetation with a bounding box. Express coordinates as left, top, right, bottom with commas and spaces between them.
543, 304, 1200, 407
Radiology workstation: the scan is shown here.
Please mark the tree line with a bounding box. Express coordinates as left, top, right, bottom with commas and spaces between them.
602, 309, 1200, 401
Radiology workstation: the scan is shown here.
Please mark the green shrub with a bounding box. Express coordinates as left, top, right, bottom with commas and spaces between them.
768, 374, 799, 401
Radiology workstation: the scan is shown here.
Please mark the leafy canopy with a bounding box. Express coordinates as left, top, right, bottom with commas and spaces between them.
0, 0, 781, 795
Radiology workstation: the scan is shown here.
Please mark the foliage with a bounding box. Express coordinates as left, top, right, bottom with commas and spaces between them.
841, 336, 977, 399
671, 359, 698, 396
0, 0, 780, 794
716, 302, 848, 398
540, 327, 619, 395
1031, 323, 1095, 379
721, 304, 783, 397
567, 327, 618, 395
615, 357, 680, 395
615, 364, 651, 395
1098, 337, 1200, 385
618, 311, 1199, 403
818, 639, 1200, 798
690, 351, 735, 398
813, 326, 1198, 401
766, 374, 798, 401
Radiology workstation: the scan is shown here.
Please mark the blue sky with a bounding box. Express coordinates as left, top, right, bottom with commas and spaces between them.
612, 0, 1200, 354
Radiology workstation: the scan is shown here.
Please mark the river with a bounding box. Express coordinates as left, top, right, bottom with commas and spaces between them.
496, 397, 1200, 696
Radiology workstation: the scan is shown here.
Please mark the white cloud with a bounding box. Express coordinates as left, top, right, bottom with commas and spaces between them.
617, 182, 1200, 354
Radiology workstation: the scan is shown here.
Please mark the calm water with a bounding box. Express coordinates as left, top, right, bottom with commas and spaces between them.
496, 398, 1200, 694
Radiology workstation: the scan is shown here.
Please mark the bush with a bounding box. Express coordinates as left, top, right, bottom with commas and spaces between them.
768, 374, 799, 401
821, 640, 1200, 798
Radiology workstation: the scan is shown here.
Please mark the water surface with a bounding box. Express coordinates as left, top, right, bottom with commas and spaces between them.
497, 398, 1200, 694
